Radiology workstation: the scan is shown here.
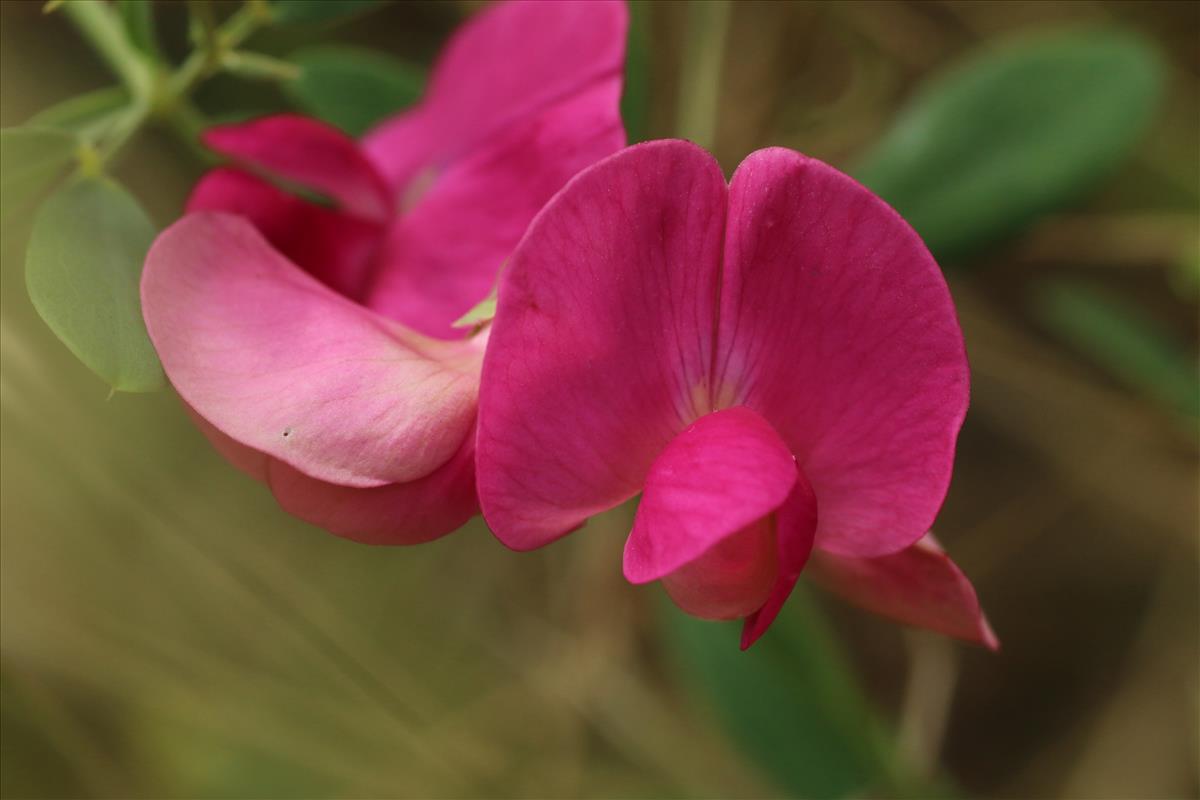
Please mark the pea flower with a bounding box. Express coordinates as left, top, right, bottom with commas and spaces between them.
476, 141, 996, 649
141, 0, 627, 543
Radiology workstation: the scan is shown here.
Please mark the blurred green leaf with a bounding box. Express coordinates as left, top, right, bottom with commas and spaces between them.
272, 0, 381, 25
25, 177, 164, 392
285, 46, 424, 136
0, 127, 80, 220
660, 588, 902, 799
1032, 280, 1199, 417
857, 28, 1165, 263
621, 1, 651, 142
27, 86, 129, 138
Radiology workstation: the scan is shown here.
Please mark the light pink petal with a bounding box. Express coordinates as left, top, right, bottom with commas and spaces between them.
809, 534, 999, 649
267, 433, 478, 545
624, 407, 797, 584
717, 148, 969, 558
740, 473, 819, 649
187, 167, 383, 302
142, 213, 481, 488
203, 115, 391, 221
363, 0, 627, 190
364, 80, 626, 338
476, 141, 728, 550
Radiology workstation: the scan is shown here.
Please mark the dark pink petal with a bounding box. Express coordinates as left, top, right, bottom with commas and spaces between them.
661, 518, 779, 620
624, 407, 797, 584
740, 473, 819, 649
363, 0, 627, 190
808, 534, 999, 649
187, 168, 383, 301
267, 433, 478, 545
359, 106, 440, 204
476, 141, 728, 550
717, 148, 968, 558
364, 81, 626, 338
142, 213, 481, 488
203, 115, 391, 221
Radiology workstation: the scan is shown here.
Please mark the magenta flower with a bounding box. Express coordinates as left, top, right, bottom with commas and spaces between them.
141, 0, 627, 543
476, 141, 996, 649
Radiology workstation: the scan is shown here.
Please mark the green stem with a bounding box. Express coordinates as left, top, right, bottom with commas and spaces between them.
169, 1, 273, 97
675, 0, 732, 151
220, 50, 302, 84
62, 1, 155, 102
63, 0, 273, 172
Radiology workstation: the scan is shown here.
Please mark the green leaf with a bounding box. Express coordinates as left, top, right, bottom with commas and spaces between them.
27, 86, 129, 137
286, 46, 424, 137
856, 28, 1165, 263
0, 127, 80, 220
25, 178, 164, 392
1032, 280, 1199, 417
271, 0, 381, 25
660, 588, 903, 798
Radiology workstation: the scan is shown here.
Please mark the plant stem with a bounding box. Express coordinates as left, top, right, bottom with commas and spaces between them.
169, 1, 273, 97
61, 0, 273, 172
61, 1, 155, 102
675, 0, 732, 151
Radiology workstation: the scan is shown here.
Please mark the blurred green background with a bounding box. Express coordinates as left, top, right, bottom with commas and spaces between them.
2, 1, 1197, 797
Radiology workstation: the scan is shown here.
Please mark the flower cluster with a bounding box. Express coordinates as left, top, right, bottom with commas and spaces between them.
142, 0, 994, 649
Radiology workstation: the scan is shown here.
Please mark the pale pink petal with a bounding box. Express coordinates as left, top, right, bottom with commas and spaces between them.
365, 81, 626, 338
717, 148, 969, 558
624, 407, 797, 584
187, 168, 383, 301
809, 534, 999, 649
142, 213, 481, 488
740, 474, 819, 649
267, 432, 478, 545
363, 0, 627, 190
476, 141, 728, 550
203, 115, 391, 221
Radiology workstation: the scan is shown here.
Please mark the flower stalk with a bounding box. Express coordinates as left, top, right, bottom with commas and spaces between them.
58, 0, 276, 172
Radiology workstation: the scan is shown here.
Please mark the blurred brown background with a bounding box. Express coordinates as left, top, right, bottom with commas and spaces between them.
2, 1, 1198, 798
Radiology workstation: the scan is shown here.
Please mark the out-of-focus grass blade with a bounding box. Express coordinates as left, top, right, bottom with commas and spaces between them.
0, 127, 80, 220
1032, 280, 1199, 418
621, 1, 651, 142
271, 0, 382, 26
857, 28, 1164, 264
117, 0, 160, 59
25, 177, 165, 393
660, 588, 906, 799
286, 46, 424, 137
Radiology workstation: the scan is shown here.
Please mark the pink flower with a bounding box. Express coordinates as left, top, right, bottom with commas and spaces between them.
476, 140, 996, 649
141, 0, 628, 543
